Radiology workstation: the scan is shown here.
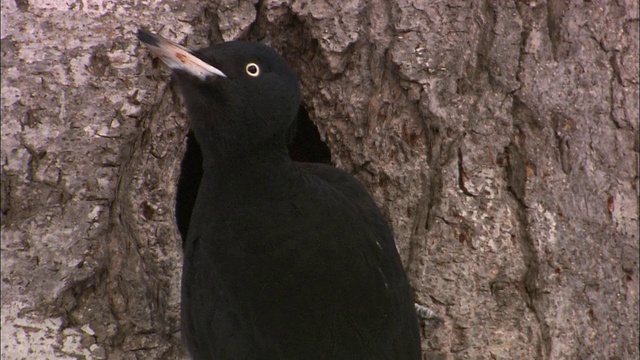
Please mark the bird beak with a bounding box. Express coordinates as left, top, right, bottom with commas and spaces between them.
137, 29, 227, 79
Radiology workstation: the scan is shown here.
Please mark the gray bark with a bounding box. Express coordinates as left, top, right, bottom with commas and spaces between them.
1, 0, 637, 359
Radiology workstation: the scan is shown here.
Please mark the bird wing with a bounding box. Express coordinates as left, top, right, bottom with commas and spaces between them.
182, 162, 420, 358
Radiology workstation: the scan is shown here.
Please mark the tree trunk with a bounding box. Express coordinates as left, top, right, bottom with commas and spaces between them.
1, 0, 637, 358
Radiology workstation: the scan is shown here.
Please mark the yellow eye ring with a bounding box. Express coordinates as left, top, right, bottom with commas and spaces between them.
245, 63, 260, 77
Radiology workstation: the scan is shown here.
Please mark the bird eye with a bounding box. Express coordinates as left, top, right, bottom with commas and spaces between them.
245, 63, 260, 77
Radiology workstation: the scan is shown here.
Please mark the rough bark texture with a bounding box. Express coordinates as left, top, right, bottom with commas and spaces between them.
1, 0, 638, 359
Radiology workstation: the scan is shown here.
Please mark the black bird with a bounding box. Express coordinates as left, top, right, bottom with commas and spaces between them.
137, 29, 421, 359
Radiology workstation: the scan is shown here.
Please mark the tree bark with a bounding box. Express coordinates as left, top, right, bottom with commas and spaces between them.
1, 0, 637, 359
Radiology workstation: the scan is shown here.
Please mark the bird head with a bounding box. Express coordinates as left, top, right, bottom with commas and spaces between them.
138, 30, 301, 161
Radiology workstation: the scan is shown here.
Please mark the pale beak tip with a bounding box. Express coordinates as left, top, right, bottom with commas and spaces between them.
137, 29, 227, 80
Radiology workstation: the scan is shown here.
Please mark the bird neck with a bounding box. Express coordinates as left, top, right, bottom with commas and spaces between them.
200, 146, 297, 202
